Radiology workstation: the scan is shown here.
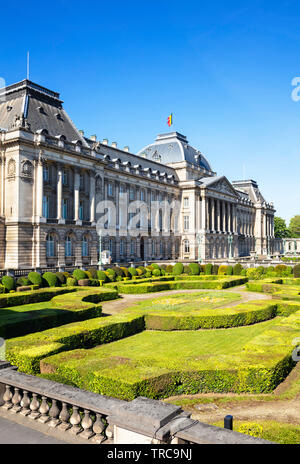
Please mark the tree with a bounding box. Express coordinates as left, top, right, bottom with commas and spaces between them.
289, 215, 300, 238
274, 216, 291, 238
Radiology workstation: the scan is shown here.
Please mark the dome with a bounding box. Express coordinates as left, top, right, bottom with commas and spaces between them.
137, 132, 212, 171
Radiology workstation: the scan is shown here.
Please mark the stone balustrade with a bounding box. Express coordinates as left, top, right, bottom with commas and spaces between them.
0, 362, 273, 444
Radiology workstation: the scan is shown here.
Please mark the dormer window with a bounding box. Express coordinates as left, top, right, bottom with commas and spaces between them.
6, 106, 12, 112
55, 113, 64, 121
37, 106, 46, 114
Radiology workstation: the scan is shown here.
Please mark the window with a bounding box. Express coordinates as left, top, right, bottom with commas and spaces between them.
62, 199, 68, 219
79, 174, 84, 189
63, 170, 68, 185
79, 201, 83, 220
109, 239, 114, 253
43, 166, 49, 182
140, 189, 145, 201
107, 182, 113, 196
184, 215, 189, 231
130, 240, 135, 254
152, 241, 156, 255
184, 239, 190, 254
65, 236, 72, 257
184, 197, 189, 208
129, 187, 135, 201
160, 242, 164, 254
120, 240, 124, 255
42, 196, 49, 218
46, 235, 55, 257
82, 236, 89, 256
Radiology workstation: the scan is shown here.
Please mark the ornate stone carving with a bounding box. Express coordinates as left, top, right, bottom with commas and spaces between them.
7, 159, 16, 177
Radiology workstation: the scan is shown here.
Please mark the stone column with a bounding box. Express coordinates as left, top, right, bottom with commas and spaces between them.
211, 198, 215, 232
90, 171, 96, 224
57, 165, 64, 223
206, 197, 209, 232
222, 201, 226, 232
216, 199, 220, 232
74, 170, 81, 224
228, 203, 231, 233
201, 194, 206, 231
36, 157, 44, 219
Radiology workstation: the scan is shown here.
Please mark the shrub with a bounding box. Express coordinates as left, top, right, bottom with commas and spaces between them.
88, 268, 98, 279
205, 263, 213, 275
28, 272, 42, 287
294, 264, 300, 278
137, 266, 146, 275
152, 264, 160, 270
233, 263, 243, 275
241, 269, 247, 276
145, 271, 152, 278
136, 269, 143, 276
17, 277, 31, 287
184, 265, 191, 274
173, 263, 184, 275
226, 265, 233, 276
166, 265, 173, 274
42, 272, 58, 287
73, 269, 87, 281
55, 272, 66, 285
189, 263, 200, 275
238, 423, 263, 438
97, 270, 108, 283
161, 270, 166, 276
128, 267, 138, 277
152, 269, 161, 277
246, 268, 264, 280
120, 267, 130, 278
112, 266, 124, 277
212, 264, 219, 275
274, 265, 292, 277
67, 277, 77, 286
218, 265, 228, 275
2, 276, 16, 292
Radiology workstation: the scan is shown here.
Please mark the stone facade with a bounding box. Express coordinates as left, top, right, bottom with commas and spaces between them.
0, 79, 276, 269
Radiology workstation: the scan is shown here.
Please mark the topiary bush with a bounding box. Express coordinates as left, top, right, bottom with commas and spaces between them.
2, 276, 16, 292
205, 263, 213, 275
97, 270, 108, 283
189, 263, 200, 275
55, 272, 66, 285
246, 267, 264, 280
128, 267, 138, 278
184, 265, 191, 274
67, 277, 77, 286
88, 268, 98, 279
151, 264, 160, 270
17, 277, 31, 287
73, 269, 87, 281
226, 265, 233, 276
294, 264, 300, 278
28, 272, 42, 287
218, 265, 228, 275
212, 264, 219, 275
137, 266, 146, 275
152, 269, 161, 277
233, 263, 243, 275
173, 263, 184, 275
42, 272, 58, 287
112, 266, 124, 278
166, 265, 174, 274
274, 265, 292, 277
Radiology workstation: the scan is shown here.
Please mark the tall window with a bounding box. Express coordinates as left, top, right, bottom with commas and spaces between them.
120, 240, 124, 255
107, 182, 113, 196
65, 236, 72, 257
82, 236, 89, 256
140, 189, 145, 201
109, 238, 114, 254
184, 197, 189, 208
152, 241, 156, 255
63, 170, 68, 185
62, 199, 68, 219
79, 201, 83, 220
79, 174, 84, 189
184, 215, 189, 231
46, 234, 55, 257
42, 196, 49, 218
184, 239, 190, 254
43, 166, 49, 182
129, 187, 134, 201
130, 240, 135, 254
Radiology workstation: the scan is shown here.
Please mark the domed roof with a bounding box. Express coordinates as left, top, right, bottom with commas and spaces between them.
137, 132, 212, 171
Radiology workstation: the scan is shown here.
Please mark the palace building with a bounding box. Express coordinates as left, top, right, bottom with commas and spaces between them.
0, 79, 277, 269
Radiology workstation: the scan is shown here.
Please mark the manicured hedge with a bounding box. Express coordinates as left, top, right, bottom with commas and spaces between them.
1, 276, 16, 292
42, 272, 58, 287
28, 272, 43, 287
0, 288, 75, 308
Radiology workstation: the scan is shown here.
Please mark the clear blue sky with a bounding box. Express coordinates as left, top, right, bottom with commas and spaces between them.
2, 0, 300, 224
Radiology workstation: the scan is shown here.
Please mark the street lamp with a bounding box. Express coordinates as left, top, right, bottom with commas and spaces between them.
228, 234, 233, 259
196, 232, 204, 264
98, 229, 103, 269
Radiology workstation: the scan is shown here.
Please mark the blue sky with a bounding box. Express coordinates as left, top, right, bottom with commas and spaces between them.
1, 0, 300, 224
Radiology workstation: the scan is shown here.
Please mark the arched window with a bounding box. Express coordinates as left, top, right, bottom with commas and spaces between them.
82, 236, 89, 257
184, 239, 190, 254
65, 236, 72, 257
46, 234, 55, 257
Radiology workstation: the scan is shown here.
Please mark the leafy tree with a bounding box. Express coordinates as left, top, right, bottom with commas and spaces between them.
274, 216, 291, 238
289, 215, 300, 238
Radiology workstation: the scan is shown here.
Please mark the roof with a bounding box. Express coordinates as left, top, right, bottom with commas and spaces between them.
0, 80, 88, 146
137, 132, 212, 171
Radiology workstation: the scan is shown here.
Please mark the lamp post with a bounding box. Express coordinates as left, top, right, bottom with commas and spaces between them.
98, 229, 103, 269
196, 232, 203, 264
228, 234, 233, 260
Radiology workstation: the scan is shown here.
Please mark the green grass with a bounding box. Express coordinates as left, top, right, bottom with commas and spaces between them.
213, 420, 300, 444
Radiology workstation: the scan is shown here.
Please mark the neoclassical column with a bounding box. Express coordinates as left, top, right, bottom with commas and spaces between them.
228, 203, 232, 233
216, 199, 220, 232
36, 155, 44, 219
201, 194, 206, 231
74, 170, 80, 223
90, 172, 96, 224
57, 164, 63, 223
211, 198, 215, 232
206, 197, 209, 231
222, 201, 226, 232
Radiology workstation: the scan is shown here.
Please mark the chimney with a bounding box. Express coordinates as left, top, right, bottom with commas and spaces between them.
90, 134, 97, 141
111, 142, 117, 148
102, 138, 108, 145
124, 146, 130, 152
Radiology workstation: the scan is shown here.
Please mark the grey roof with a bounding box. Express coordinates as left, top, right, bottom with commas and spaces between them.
0, 80, 88, 146
137, 132, 212, 171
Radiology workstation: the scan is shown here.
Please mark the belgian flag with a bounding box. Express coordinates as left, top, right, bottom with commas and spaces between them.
167, 113, 173, 127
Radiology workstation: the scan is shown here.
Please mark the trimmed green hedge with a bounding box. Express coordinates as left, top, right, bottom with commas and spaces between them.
0, 288, 75, 308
